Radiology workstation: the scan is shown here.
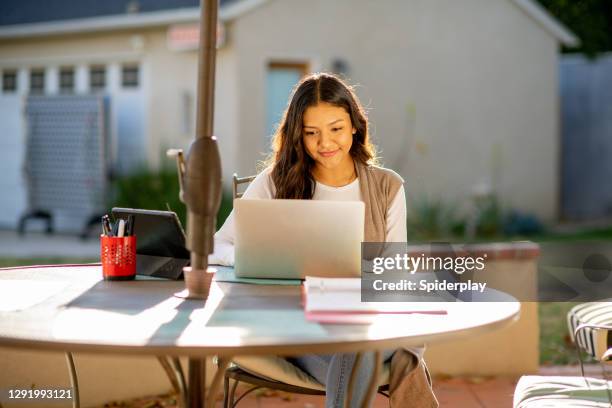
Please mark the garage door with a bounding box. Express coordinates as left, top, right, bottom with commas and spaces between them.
0, 96, 26, 228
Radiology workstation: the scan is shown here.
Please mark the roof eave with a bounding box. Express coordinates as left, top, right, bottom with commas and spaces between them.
511, 0, 580, 47
0, 0, 268, 40
0, 0, 579, 47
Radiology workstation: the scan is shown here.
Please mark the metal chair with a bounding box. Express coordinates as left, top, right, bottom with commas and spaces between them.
223, 364, 390, 408
567, 302, 612, 370
223, 173, 391, 407
568, 301, 612, 401
232, 173, 256, 199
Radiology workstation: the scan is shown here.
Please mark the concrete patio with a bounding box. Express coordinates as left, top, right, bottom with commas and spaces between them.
0, 229, 99, 259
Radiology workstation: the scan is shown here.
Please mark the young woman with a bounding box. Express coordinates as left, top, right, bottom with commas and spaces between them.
210, 73, 436, 408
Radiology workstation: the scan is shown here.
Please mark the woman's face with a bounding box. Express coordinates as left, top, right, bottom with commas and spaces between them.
302, 102, 356, 173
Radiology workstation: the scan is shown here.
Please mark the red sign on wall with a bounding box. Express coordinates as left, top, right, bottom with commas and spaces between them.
167, 23, 226, 51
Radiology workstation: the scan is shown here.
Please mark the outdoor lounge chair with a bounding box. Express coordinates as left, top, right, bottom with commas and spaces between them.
513, 301, 612, 407
567, 301, 612, 375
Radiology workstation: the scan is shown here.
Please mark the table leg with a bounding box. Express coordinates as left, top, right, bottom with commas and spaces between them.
65, 352, 80, 408
171, 358, 188, 408
158, 357, 180, 396
158, 357, 187, 408
207, 357, 231, 407
188, 358, 206, 408
187, 357, 231, 407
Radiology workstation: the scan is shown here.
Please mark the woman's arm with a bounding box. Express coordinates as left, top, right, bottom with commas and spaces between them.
385, 185, 407, 242
208, 168, 275, 266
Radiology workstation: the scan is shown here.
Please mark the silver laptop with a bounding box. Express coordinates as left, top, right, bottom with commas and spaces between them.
234, 199, 365, 279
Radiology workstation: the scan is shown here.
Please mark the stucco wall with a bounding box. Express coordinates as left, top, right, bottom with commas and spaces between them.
136, 28, 238, 179
231, 0, 560, 220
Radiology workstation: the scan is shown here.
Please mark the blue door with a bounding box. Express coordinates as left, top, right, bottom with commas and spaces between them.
265, 64, 307, 140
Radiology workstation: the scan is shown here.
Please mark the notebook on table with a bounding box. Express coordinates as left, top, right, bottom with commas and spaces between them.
303, 277, 447, 324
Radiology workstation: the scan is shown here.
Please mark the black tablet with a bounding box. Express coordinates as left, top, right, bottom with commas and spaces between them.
111, 208, 190, 280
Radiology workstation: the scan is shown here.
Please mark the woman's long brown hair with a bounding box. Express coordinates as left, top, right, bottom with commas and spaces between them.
266, 73, 377, 199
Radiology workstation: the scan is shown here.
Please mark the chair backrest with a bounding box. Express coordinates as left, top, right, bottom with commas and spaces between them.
568, 302, 612, 361
232, 173, 256, 199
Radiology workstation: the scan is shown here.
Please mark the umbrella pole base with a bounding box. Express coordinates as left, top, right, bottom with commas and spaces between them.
175, 266, 216, 300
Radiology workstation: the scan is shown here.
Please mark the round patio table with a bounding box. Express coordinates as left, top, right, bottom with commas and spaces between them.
0, 264, 520, 407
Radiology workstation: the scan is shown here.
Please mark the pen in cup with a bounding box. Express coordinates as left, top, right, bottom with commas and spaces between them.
117, 219, 125, 237
101, 215, 114, 237
125, 215, 135, 236
100, 213, 136, 280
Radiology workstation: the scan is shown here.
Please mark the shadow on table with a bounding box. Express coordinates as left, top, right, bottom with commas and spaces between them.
65, 279, 185, 315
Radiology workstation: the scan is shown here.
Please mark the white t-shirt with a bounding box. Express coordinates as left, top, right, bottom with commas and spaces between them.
209, 167, 407, 266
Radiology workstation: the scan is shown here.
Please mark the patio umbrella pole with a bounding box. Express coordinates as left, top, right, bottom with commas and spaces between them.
181, 0, 222, 406
180, 0, 222, 299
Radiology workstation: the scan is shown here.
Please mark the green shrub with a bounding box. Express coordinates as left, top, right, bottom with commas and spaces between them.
406, 194, 539, 242
407, 196, 459, 241
475, 195, 503, 238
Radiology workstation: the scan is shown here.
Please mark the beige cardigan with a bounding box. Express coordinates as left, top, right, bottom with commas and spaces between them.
355, 161, 404, 243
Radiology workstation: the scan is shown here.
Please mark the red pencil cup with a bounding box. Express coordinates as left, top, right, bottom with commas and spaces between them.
100, 235, 137, 280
